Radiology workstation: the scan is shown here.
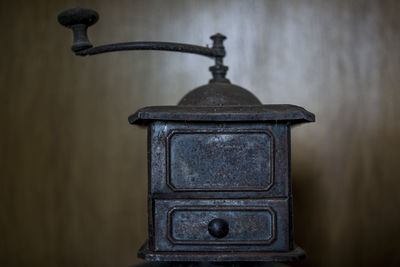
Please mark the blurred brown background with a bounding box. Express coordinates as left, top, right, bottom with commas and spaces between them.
1, 0, 399, 266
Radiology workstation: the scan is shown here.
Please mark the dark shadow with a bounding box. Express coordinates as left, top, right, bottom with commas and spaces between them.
289, 149, 324, 267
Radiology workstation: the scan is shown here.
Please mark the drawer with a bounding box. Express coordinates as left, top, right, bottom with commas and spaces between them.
153, 199, 290, 251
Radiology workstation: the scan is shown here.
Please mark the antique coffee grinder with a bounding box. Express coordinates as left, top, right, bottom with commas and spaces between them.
58, 7, 315, 265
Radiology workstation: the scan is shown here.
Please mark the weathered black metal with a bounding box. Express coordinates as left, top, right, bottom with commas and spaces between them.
57, 7, 228, 82
129, 105, 314, 125
75, 41, 223, 58
134, 261, 292, 267
58, 6, 315, 265
178, 82, 261, 106
57, 8, 98, 52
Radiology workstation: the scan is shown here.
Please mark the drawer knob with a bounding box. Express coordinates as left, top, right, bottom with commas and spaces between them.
208, 218, 229, 238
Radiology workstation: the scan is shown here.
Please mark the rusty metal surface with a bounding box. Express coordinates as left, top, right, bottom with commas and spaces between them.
141, 121, 306, 262
129, 105, 315, 125
141, 121, 299, 261
138, 241, 306, 262
133, 260, 292, 267
148, 122, 290, 198
167, 129, 273, 191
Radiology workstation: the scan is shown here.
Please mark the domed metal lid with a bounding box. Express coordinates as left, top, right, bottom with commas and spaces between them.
178, 81, 261, 106
129, 73, 315, 125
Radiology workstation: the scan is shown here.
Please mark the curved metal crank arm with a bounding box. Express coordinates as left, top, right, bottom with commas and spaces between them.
57, 7, 225, 59
57, 7, 228, 81
74, 41, 224, 58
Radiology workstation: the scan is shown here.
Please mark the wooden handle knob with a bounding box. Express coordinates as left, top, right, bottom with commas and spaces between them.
58, 8, 99, 52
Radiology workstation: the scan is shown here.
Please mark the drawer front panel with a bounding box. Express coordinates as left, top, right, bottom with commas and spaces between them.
154, 199, 289, 251
167, 130, 273, 191
169, 206, 274, 244
149, 122, 290, 198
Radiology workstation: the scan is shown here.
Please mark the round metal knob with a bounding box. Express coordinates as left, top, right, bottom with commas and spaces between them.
57, 8, 99, 52
208, 218, 229, 238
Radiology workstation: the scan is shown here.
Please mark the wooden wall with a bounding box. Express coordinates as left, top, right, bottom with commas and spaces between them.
1, 0, 399, 266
